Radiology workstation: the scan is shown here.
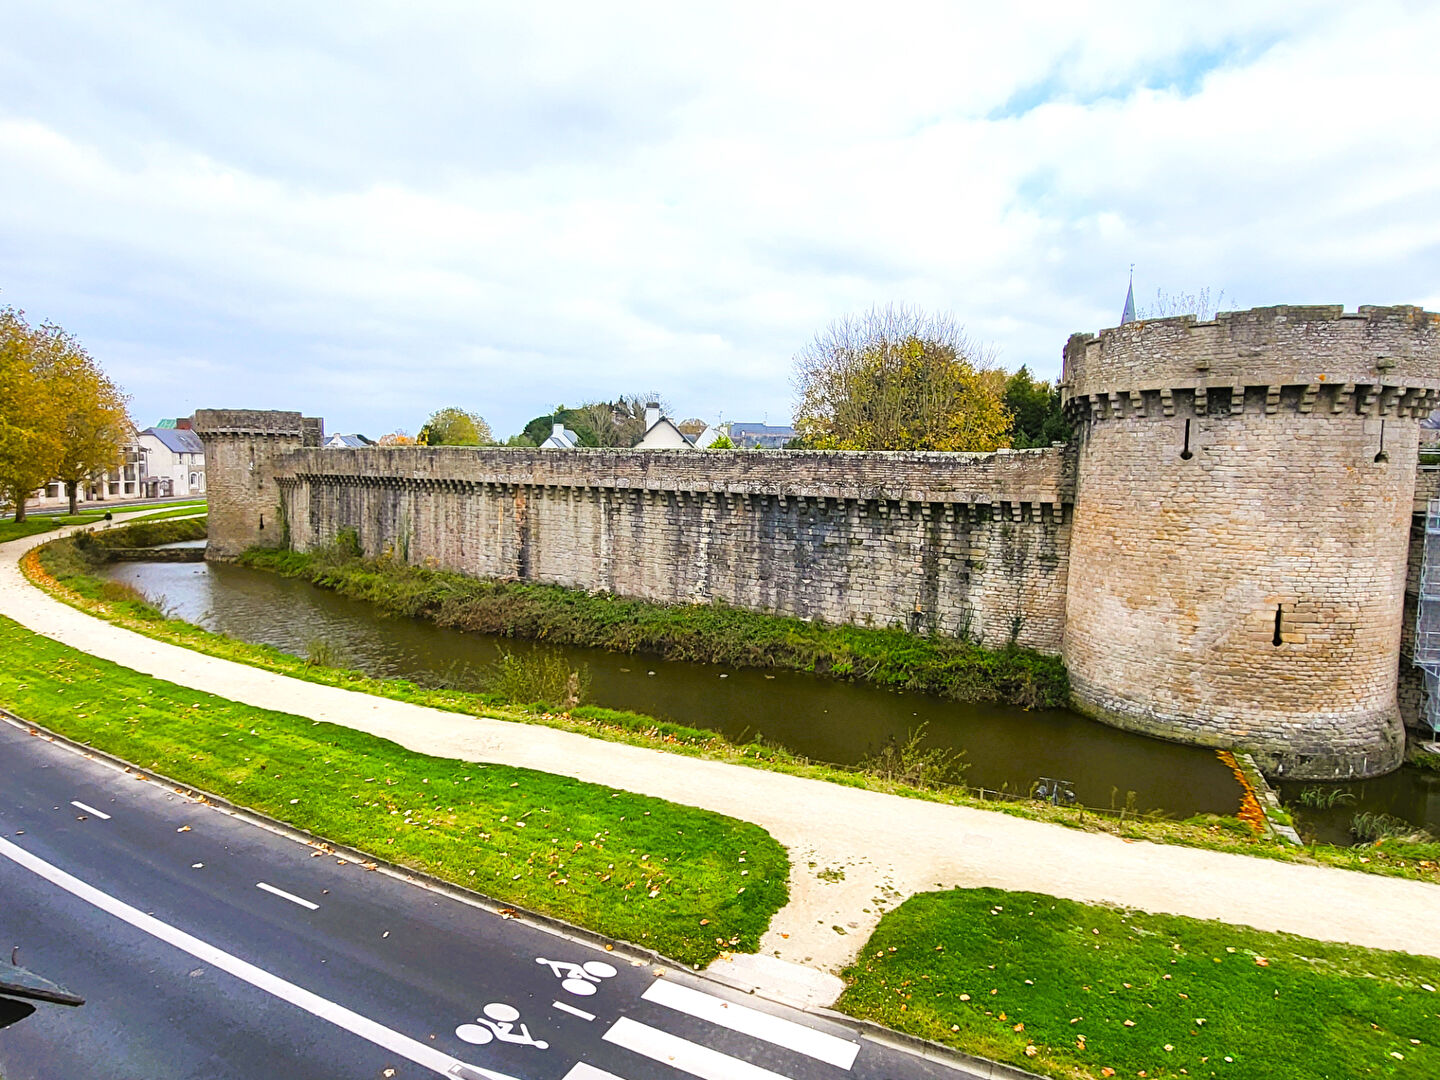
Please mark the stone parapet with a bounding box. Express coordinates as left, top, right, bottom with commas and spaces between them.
1062, 305, 1440, 422
271, 445, 1073, 511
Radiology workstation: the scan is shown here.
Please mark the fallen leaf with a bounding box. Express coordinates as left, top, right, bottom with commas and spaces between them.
176, 825, 191, 833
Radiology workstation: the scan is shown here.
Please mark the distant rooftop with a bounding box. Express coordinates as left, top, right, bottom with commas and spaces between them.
142, 426, 204, 454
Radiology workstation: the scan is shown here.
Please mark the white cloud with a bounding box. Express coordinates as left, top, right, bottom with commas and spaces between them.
0, 0, 1435, 436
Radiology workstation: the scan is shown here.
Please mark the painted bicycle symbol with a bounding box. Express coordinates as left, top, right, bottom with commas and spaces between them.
535, 956, 618, 996
455, 1003, 549, 1049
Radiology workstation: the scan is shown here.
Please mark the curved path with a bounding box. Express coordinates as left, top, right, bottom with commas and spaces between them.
3, 520, 1438, 1004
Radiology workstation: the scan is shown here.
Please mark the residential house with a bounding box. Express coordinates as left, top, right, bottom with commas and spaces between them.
540, 423, 581, 449
729, 422, 796, 448
28, 431, 147, 511
138, 419, 206, 499
324, 432, 375, 449
635, 404, 695, 449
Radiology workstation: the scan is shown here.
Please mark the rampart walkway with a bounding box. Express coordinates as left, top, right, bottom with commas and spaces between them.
3, 517, 1437, 1007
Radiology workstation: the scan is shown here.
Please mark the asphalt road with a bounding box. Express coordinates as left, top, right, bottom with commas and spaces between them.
0, 718, 981, 1080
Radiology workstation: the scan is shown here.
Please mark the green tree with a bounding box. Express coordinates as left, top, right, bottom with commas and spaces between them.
0, 309, 73, 521
417, 407, 493, 446
1003, 366, 1069, 449
706, 433, 735, 449
50, 336, 133, 514
792, 305, 1011, 451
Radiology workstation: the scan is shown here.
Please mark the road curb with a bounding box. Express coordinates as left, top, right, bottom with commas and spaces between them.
2, 705, 1047, 1080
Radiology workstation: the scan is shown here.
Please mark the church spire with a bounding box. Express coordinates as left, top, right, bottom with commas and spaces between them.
1121, 265, 1137, 325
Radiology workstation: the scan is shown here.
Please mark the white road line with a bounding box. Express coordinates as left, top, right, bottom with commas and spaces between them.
256, 881, 320, 911
603, 1016, 794, 1080
70, 800, 110, 820
562, 1064, 626, 1080
552, 1000, 595, 1022
641, 979, 859, 1070
0, 837, 518, 1080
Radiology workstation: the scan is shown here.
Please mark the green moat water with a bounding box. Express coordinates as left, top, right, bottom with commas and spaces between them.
105, 556, 1247, 820
104, 556, 1440, 839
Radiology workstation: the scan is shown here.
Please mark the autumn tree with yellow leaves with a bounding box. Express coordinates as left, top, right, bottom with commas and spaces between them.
0, 307, 131, 520
791, 305, 1011, 452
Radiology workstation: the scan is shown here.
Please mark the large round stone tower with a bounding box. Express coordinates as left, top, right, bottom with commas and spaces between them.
1061, 305, 1440, 779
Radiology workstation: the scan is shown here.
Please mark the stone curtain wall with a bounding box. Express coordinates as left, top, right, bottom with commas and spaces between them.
275, 446, 1073, 651
1061, 306, 1440, 779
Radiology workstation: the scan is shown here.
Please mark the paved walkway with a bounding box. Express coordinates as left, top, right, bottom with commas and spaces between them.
4, 519, 1439, 1003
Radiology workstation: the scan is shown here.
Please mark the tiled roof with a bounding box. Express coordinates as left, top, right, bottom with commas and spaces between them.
142, 427, 205, 454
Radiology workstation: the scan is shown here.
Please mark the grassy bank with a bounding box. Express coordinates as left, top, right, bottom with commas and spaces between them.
0, 613, 787, 965
0, 501, 205, 544
26, 528, 1440, 886
839, 887, 1439, 1080
238, 543, 1069, 709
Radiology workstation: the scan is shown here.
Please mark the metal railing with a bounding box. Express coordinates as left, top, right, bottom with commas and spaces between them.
1412, 498, 1440, 736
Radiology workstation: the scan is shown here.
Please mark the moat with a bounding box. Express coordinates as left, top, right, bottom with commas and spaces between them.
103, 554, 1439, 837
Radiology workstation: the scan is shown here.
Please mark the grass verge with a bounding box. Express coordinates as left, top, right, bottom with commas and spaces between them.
24, 527, 1440, 886
839, 887, 1440, 1080
0, 613, 787, 966
238, 543, 1069, 709
0, 501, 205, 543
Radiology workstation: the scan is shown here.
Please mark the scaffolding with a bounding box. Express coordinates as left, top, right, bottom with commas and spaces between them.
1412, 498, 1440, 738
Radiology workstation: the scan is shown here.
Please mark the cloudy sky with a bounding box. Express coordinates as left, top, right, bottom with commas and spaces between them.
1, 1, 1437, 439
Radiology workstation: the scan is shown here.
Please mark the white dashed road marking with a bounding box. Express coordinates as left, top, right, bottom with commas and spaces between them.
257, 881, 320, 910
0, 836, 519, 1080
70, 800, 110, 820
552, 1000, 595, 1022
562, 1064, 626, 1080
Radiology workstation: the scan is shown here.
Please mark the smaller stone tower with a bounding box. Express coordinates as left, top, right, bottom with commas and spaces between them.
192, 410, 322, 559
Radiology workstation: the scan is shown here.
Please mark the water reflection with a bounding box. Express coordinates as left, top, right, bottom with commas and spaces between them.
103, 559, 1245, 818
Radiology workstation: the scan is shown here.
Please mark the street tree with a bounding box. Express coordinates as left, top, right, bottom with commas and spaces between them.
49, 334, 133, 514
0, 308, 121, 522
791, 304, 1011, 452
418, 407, 493, 446
1003, 366, 1070, 448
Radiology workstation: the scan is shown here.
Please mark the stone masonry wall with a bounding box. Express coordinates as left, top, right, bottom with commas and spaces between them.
1061, 306, 1440, 779
193, 410, 323, 559
275, 446, 1073, 651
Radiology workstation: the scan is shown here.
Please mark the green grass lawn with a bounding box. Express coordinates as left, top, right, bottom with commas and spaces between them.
0, 519, 62, 544
117, 503, 207, 523
0, 614, 788, 966
839, 888, 1440, 1079
1, 501, 206, 542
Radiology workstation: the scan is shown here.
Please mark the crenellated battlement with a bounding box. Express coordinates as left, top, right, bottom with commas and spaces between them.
1061, 305, 1440, 422
194, 410, 323, 444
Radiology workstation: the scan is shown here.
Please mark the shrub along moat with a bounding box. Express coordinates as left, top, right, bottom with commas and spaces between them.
237, 541, 1070, 710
